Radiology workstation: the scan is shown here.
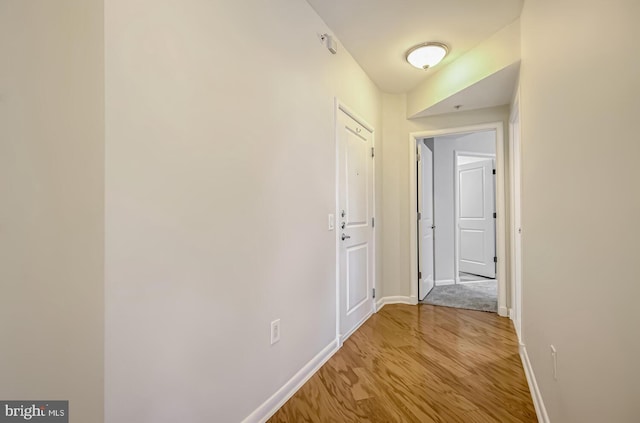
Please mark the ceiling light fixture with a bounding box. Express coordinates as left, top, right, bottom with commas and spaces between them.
406, 42, 449, 70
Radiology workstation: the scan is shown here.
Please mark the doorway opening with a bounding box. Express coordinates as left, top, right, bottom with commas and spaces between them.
418, 132, 497, 313
408, 123, 507, 316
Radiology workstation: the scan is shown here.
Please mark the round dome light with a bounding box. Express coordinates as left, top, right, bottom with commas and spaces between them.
406, 42, 449, 70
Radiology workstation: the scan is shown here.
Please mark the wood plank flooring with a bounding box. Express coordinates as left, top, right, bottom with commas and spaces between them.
268, 304, 536, 423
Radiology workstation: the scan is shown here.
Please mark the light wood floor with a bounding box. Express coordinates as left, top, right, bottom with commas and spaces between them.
269, 304, 536, 422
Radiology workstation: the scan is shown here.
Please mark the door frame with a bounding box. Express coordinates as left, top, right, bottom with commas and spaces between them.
509, 91, 523, 340
335, 99, 376, 346
408, 122, 508, 316
453, 151, 496, 284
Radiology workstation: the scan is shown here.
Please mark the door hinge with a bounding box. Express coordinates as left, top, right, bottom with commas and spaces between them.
494, 256, 498, 263
371, 147, 375, 158
417, 212, 421, 220
371, 217, 375, 228
492, 169, 496, 175
493, 212, 497, 218
418, 271, 422, 279
372, 288, 376, 298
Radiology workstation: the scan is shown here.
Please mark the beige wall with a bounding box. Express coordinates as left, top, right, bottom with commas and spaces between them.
381, 94, 510, 299
0, 1, 105, 422
520, 0, 640, 421
104, 1, 381, 421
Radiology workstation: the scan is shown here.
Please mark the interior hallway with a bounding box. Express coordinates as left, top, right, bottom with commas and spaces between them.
3, 1, 638, 421
269, 304, 535, 422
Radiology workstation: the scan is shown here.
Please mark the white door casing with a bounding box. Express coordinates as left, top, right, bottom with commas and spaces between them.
409, 123, 507, 316
457, 158, 496, 278
337, 107, 374, 342
418, 142, 435, 300
510, 99, 523, 339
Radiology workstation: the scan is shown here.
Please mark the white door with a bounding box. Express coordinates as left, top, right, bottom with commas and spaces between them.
338, 108, 374, 341
418, 142, 435, 300
458, 159, 496, 278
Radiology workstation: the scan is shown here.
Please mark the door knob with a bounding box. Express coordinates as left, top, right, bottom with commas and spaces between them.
431, 225, 436, 229
341, 222, 346, 229
341, 234, 351, 241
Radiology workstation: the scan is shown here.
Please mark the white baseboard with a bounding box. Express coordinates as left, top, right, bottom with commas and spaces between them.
241, 339, 339, 423
435, 279, 455, 286
458, 279, 496, 284
498, 306, 508, 317
508, 308, 522, 342
375, 295, 416, 311
519, 344, 550, 423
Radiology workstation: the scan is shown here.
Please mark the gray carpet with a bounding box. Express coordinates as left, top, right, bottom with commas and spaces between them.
422, 281, 497, 312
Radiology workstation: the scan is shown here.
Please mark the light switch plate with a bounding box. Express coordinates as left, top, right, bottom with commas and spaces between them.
271, 319, 281, 345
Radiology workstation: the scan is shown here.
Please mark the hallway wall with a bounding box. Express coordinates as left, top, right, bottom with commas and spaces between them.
519, 0, 640, 420
104, 1, 381, 422
0, 1, 105, 421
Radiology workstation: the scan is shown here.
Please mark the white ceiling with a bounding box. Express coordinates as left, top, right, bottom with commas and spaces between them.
306, 0, 523, 94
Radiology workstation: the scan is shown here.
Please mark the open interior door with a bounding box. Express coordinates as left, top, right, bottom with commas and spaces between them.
418, 142, 435, 300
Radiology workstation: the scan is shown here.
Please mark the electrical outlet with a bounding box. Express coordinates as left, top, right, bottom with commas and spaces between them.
550, 345, 558, 380
270, 319, 281, 345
